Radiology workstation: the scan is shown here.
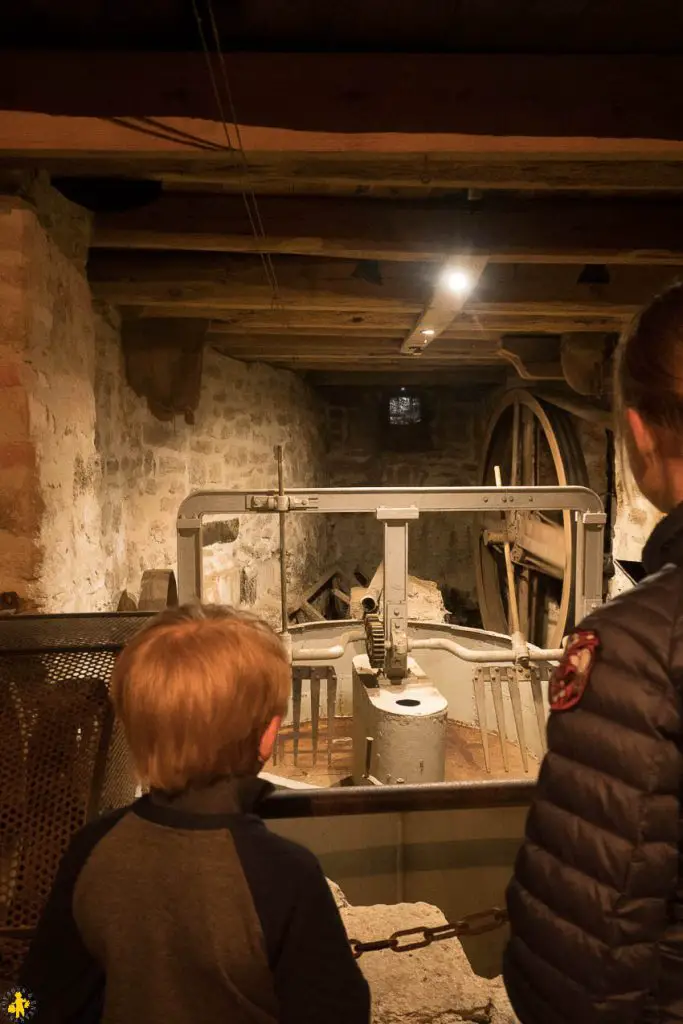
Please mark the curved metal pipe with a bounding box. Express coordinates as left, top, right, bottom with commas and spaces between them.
409, 637, 563, 665
291, 629, 365, 662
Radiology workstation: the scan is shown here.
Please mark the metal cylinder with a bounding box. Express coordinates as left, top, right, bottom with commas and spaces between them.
352, 656, 447, 785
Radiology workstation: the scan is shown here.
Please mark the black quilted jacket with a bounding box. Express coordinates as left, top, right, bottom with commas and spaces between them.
504, 502, 683, 1024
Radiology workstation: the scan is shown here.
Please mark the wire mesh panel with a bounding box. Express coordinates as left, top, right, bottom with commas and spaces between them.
0, 614, 152, 986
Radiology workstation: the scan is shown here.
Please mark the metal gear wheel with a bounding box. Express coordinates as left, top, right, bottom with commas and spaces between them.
364, 613, 385, 669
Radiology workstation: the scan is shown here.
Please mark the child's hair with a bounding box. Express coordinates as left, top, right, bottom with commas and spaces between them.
617, 282, 683, 439
110, 604, 290, 793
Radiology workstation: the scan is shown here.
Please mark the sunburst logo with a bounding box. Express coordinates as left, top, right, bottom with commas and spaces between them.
0, 989, 36, 1021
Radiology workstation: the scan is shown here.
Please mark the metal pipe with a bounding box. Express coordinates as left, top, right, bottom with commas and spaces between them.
292, 630, 561, 666
291, 629, 365, 662
277, 445, 288, 634
409, 637, 563, 664
258, 778, 535, 819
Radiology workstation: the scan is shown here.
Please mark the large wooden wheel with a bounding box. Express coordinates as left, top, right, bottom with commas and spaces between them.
474, 390, 589, 649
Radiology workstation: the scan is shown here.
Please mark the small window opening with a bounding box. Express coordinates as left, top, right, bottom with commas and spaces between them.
388, 394, 422, 426
382, 388, 432, 452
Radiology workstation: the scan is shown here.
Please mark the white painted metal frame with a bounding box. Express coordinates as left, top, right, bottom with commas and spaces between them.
177, 485, 605, 637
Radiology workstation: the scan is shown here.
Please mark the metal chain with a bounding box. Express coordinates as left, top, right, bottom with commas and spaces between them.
349, 906, 509, 959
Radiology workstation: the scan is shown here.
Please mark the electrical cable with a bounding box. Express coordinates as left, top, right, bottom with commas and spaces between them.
189, 0, 281, 304
104, 116, 221, 153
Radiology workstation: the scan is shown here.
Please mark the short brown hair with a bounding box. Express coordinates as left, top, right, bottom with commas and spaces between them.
110, 604, 290, 793
617, 282, 683, 440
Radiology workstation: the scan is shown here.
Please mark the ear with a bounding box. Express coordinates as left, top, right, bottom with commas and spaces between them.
259, 716, 282, 764
626, 407, 657, 457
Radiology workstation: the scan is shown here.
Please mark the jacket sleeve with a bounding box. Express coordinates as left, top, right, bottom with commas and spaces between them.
504, 570, 683, 1024
20, 810, 128, 1023
273, 858, 371, 1024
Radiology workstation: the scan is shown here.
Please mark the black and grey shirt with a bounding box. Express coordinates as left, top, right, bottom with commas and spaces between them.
21, 777, 370, 1024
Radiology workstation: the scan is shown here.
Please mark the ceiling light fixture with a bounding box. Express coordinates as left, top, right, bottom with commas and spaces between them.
421, 328, 435, 337
443, 268, 473, 295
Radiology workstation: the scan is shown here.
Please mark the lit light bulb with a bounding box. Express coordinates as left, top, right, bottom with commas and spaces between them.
443, 269, 472, 295
421, 328, 435, 337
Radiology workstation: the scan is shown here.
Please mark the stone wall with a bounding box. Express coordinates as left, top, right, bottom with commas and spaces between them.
0, 188, 115, 610
97, 334, 330, 619
320, 386, 484, 617
0, 185, 329, 614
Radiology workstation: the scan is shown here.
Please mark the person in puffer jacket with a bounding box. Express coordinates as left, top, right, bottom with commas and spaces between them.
503, 281, 683, 1024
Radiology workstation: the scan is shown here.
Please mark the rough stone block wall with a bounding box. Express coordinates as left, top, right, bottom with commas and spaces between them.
321, 386, 483, 611
97, 336, 329, 618
0, 184, 329, 614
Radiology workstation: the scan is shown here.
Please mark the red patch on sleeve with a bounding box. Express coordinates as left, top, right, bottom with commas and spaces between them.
549, 630, 600, 712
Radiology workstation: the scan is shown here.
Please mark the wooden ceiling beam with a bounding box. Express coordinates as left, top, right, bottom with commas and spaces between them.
204, 310, 625, 336
210, 335, 505, 357
4, 149, 683, 194
3, 52, 683, 141
307, 370, 506, 388
89, 253, 680, 318
93, 194, 683, 265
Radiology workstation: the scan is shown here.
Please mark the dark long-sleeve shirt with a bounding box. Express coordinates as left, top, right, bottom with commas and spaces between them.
21, 776, 370, 1024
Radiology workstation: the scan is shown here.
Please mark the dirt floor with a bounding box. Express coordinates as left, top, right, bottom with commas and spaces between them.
270, 716, 539, 788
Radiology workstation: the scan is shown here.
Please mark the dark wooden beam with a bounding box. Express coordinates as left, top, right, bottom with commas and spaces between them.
89, 252, 680, 317
205, 310, 625, 337
93, 194, 683, 265
211, 334, 508, 361
89, 252, 430, 313
308, 370, 507, 388
3, 52, 683, 140
4, 151, 683, 194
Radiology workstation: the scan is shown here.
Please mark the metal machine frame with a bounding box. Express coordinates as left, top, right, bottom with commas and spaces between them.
177, 484, 605, 670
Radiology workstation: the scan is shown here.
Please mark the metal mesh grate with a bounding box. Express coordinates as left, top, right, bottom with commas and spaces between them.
0, 613, 153, 986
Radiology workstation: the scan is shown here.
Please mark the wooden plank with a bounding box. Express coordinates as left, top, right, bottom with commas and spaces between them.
3, 52, 683, 141
309, 370, 506, 387
205, 310, 626, 336
89, 252, 429, 312
5, 147, 683, 195
90, 253, 681, 316
94, 194, 683, 266
401, 256, 488, 354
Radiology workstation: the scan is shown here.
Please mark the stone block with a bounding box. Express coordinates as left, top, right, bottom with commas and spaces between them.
158, 455, 184, 475
335, 888, 518, 1024
142, 421, 183, 449
202, 518, 239, 546
191, 438, 214, 456
189, 463, 206, 486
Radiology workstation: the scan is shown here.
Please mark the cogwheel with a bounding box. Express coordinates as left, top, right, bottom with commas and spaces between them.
364, 613, 385, 669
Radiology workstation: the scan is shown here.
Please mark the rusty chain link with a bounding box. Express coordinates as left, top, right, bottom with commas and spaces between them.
349, 906, 509, 959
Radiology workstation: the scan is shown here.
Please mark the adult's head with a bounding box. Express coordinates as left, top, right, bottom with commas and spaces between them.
110, 604, 290, 793
618, 282, 683, 512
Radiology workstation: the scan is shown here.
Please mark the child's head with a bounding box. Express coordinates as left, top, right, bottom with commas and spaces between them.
110, 604, 290, 793
617, 282, 683, 512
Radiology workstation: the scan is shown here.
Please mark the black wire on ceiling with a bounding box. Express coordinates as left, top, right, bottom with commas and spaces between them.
104, 116, 223, 153
189, 0, 281, 305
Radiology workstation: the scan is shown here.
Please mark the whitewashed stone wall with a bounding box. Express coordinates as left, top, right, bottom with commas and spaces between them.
96, 331, 330, 617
